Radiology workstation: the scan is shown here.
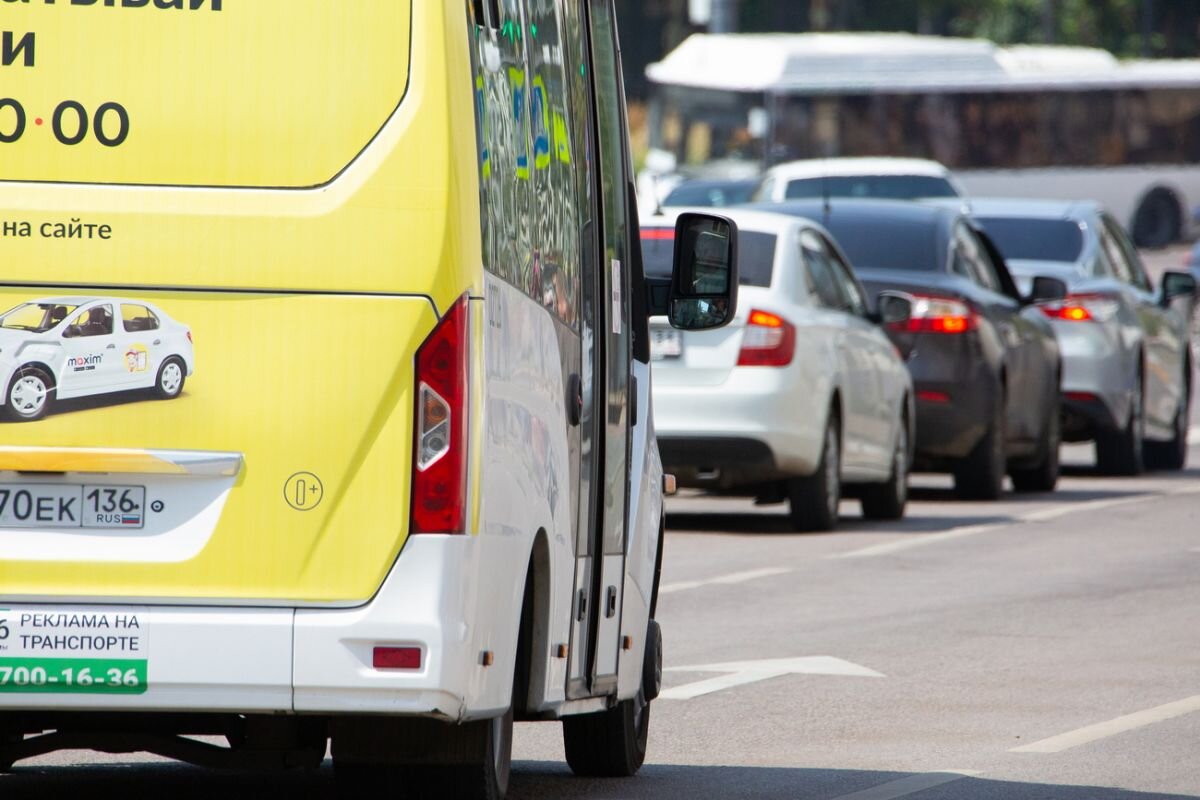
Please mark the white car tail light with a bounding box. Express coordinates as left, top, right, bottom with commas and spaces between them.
412, 295, 469, 534
891, 295, 978, 334
737, 309, 796, 367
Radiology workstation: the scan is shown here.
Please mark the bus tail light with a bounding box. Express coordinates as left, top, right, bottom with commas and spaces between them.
412, 295, 470, 535
1040, 294, 1120, 323
891, 295, 978, 335
737, 309, 796, 367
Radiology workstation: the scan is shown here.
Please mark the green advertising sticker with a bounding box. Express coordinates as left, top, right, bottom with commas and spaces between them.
0, 658, 148, 695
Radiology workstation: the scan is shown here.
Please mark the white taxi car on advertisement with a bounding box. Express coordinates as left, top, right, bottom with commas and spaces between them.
0, 297, 194, 422
643, 208, 915, 531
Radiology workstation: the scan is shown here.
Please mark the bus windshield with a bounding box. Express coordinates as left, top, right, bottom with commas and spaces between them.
976, 218, 1086, 263
785, 175, 959, 201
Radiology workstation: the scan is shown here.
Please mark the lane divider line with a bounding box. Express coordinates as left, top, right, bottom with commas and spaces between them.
832, 524, 1001, 559
658, 566, 793, 595
836, 484, 1200, 560
828, 770, 981, 800
1018, 493, 1152, 523
1010, 695, 1200, 754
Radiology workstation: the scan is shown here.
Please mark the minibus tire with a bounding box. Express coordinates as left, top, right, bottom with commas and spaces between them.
643, 619, 663, 702
562, 690, 649, 778
333, 711, 513, 800
401, 711, 513, 800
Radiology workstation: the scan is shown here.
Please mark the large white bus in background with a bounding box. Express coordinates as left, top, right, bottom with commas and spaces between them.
0, 1, 737, 797
645, 33, 1200, 246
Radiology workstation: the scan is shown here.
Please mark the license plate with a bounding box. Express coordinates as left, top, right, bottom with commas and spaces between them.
650, 328, 683, 360
0, 484, 146, 529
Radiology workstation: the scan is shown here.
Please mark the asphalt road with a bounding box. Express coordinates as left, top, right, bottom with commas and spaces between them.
0, 248, 1196, 799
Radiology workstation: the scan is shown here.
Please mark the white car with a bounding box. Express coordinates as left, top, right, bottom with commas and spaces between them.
754, 156, 966, 204
0, 297, 194, 421
643, 208, 915, 531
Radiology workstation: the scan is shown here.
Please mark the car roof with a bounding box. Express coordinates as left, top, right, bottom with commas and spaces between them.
667, 178, 757, 190
765, 157, 952, 181
747, 197, 961, 228
641, 206, 810, 237
26, 296, 157, 308
965, 197, 1103, 221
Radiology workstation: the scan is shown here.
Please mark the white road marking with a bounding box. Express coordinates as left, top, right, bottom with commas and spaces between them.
837, 484, 1200, 560
834, 524, 1001, 559
1010, 695, 1200, 754
658, 566, 792, 595
1188, 425, 1200, 445
660, 656, 883, 700
1019, 494, 1149, 523
829, 770, 981, 800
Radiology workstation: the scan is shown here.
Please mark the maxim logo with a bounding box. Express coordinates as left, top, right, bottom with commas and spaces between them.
67, 355, 103, 368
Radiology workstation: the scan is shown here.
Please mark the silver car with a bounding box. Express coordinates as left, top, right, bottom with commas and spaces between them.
973, 199, 1196, 474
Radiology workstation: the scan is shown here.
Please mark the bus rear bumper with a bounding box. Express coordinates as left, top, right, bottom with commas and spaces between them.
0, 538, 515, 722
294, 536, 508, 722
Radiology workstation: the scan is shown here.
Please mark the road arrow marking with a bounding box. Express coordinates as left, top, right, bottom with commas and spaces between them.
660, 656, 884, 700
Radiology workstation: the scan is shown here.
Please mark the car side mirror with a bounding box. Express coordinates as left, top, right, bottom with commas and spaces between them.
62, 325, 80, 339
667, 212, 739, 331
1026, 275, 1068, 305
1160, 270, 1197, 306
871, 291, 913, 327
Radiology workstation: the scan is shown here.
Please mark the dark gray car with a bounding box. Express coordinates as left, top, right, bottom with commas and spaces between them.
973, 199, 1197, 474
748, 199, 1064, 500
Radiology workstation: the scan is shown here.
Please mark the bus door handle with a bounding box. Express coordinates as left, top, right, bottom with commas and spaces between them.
605, 585, 618, 618
567, 373, 582, 427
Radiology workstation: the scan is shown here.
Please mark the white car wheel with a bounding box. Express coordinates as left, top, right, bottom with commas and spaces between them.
6, 369, 52, 422
155, 359, 185, 399
787, 414, 841, 532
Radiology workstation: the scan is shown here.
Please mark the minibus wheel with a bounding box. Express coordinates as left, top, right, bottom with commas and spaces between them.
562, 689, 649, 778
332, 710, 513, 799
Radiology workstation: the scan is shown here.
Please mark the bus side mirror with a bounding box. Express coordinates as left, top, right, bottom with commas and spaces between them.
668, 213, 738, 331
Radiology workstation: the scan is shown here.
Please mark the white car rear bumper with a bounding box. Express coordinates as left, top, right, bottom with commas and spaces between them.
653, 366, 825, 478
